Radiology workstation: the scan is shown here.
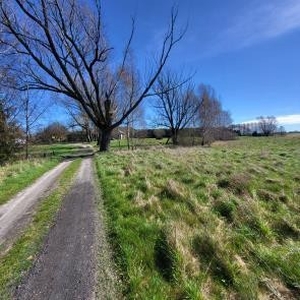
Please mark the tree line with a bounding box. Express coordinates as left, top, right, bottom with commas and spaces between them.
232, 116, 282, 137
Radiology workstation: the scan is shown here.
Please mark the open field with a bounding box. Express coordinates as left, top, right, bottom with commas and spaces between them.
109, 138, 169, 150
26, 143, 94, 158
96, 135, 300, 299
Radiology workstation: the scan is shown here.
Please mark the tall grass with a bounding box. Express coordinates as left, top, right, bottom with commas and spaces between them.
96, 136, 300, 299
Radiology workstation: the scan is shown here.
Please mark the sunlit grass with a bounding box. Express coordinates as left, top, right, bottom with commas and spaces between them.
27, 143, 93, 158
109, 137, 169, 150
96, 135, 300, 299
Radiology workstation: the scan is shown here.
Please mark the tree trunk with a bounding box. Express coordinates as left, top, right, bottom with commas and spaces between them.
99, 129, 112, 152
25, 97, 29, 160
171, 130, 178, 145
97, 131, 101, 146
126, 123, 130, 150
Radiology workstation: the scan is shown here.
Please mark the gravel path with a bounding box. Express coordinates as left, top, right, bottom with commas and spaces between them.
14, 158, 97, 300
0, 161, 72, 247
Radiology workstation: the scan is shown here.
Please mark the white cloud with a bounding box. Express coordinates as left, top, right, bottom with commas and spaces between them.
242, 114, 300, 125
205, 0, 300, 56
277, 114, 300, 125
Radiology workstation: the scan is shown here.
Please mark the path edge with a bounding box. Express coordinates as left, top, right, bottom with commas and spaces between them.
92, 157, 123, 300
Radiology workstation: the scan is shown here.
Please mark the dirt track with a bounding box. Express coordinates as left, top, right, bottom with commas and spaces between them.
0, 161, 72, 247
14, 158, 97, 300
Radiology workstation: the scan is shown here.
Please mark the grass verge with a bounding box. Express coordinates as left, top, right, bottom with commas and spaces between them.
0, 159, 82, 299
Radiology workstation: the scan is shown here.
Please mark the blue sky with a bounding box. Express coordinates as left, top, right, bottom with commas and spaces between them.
101, 0, 300, 131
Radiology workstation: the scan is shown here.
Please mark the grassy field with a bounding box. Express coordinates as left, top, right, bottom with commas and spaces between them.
0, 159, 60, 206
27, 143, 94, 158
0, 159, 82, 298
109, 138, 169, 150
96, 135, 300, 299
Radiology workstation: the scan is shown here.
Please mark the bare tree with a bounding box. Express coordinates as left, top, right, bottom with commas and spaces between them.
124, 105, 144, 150
0, 0, 184, 151
22, 89, 49, 158
198, 84, 231, 145
153, 70, 198, 145
0, 87, 21, 163
65, 100, 97, 142
115, 60, 144, 150
36, 122, 68, 143
278, 125, 286, 136
257, 116, 278, 136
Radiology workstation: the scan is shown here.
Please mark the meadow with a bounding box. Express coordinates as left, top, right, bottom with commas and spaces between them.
96, 135, 300, 299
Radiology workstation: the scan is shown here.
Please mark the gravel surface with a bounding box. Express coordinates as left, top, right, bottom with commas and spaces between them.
0, 161, 72, 247
14, 158, 97, 300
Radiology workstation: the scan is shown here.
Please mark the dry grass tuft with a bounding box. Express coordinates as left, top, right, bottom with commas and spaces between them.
162, 179, 187, 200
123, 163, 134, 176
234, 255, 248, 273
265, 178, 282, 184
257, 189, 278, 202
260, 277, 298, 300
217, 173, 251, 195
154, 221, 201, 285
134, 193, 162, 213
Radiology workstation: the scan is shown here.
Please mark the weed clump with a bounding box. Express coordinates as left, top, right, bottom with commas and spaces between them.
217, 173, 251, 195
257, 189, 277, 202
213, 199, 236, 222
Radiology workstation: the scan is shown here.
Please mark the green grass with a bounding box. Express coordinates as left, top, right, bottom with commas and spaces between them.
96, 135, 300, 299
0, 159, 60, 206
27, 143, 93, 158
0, 159, 82, 299
109, 138, 169, 150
